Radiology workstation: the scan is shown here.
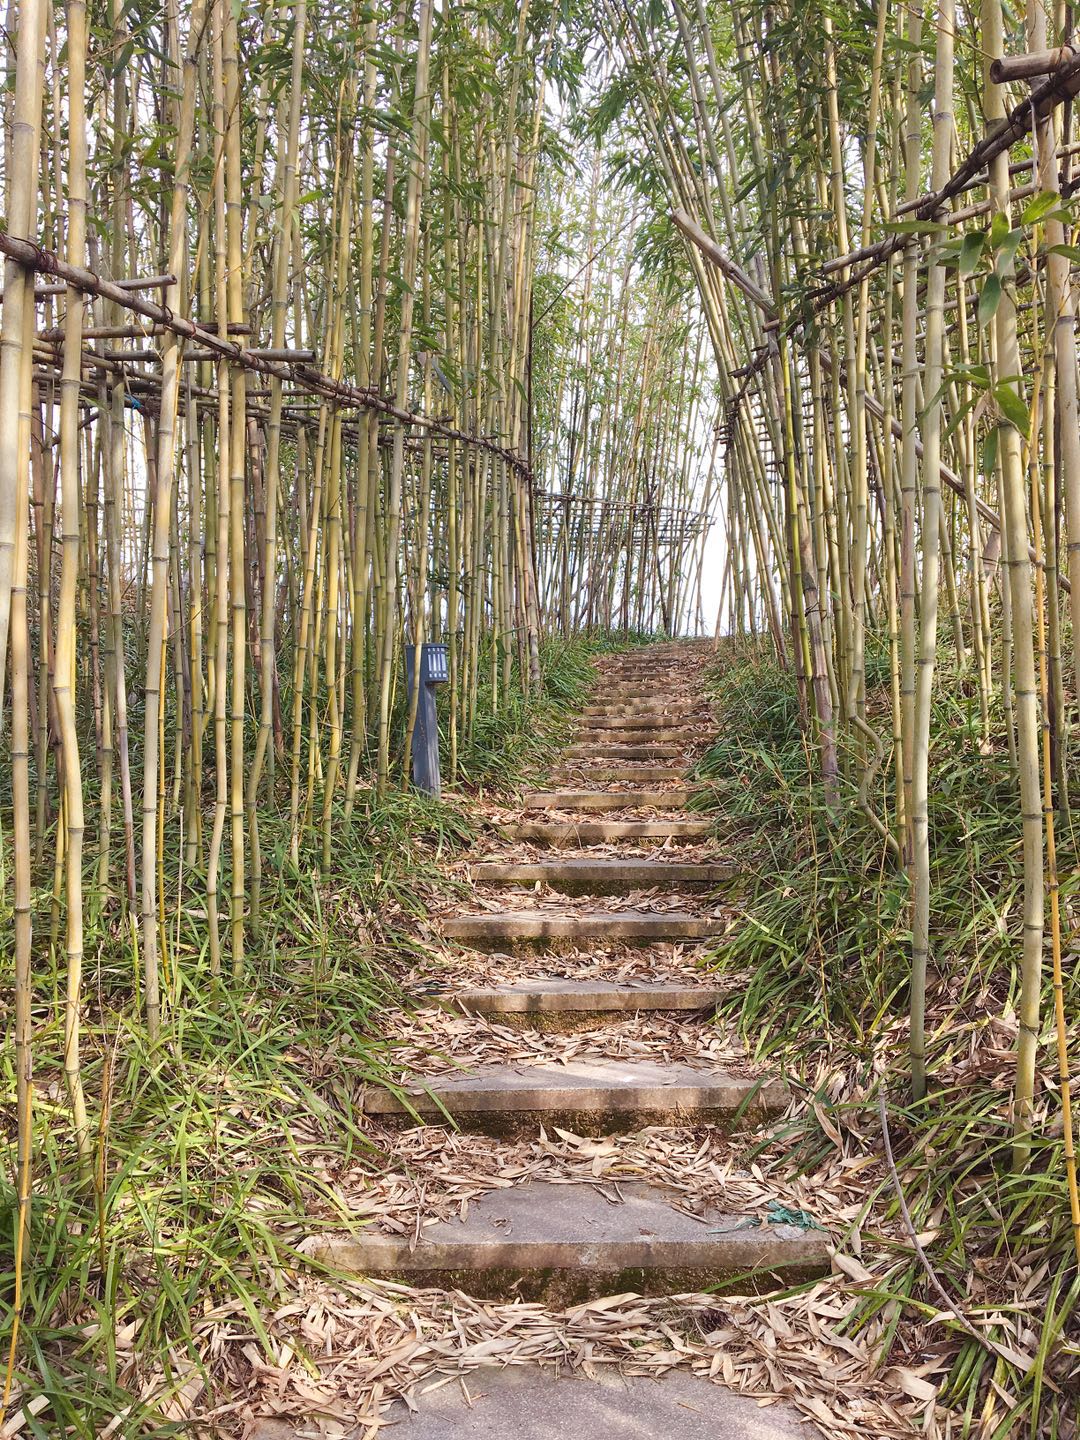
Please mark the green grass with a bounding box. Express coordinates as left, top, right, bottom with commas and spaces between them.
693, 634, 1080, 1435
0, 792, 448, 1432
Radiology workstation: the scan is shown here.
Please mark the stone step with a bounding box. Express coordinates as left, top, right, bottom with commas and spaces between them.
579, 711, 699, 727
596, 691, 688, 702
589, 673, 693, 683
472, 858, 731, 892
582, 702, 696, 716
307, 1179, 827, 1301
439, 977, 722, 1026
574, 728, 703, 745
597, 678, 689, 690
522, 788, 692, 810
586, 700, 698, 715
363, 1058, 786, 1134
441, 908, 723, 948
599, 658, 689, 669
598, 671, 692, 684
563, 743, 682, 760
502, 819, 712, 845
551, 765, 686, 782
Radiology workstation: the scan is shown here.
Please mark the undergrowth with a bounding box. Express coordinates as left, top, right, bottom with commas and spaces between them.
0, 628, 643, 1434
693, 635, 1080, 1436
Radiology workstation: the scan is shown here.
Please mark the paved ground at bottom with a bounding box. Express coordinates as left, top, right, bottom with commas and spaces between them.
251, 1365, 808, 1438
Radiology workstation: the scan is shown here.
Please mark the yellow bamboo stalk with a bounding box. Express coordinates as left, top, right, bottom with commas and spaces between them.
909, 0, 953, 1102
55, 0, 92, 1159
2, 0, 46, 1397
141, 0, 204, 1036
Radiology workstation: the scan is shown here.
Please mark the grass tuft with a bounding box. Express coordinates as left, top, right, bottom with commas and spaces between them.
693, 634, 1080, 1433
0, 628, 641, 1433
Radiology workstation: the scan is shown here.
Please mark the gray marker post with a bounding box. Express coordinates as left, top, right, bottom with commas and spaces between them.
404, 642, 449, 795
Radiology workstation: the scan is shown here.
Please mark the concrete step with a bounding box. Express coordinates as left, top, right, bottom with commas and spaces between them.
582, 702, 697, 715
502, 819, 712, 845
574, 728, 704, 746
598, 671, 692, 684
472, 859, 731, 892
247, 1370, 812, 1440
363, 1058, 786, 1134
592, 695, 692, 710
308, 1179, 827, 1301
522, 788, 692, 810
579, 711, 699, 728
563, 744, 682, 760
251, 1372, 811, 1440
441, 908, 723, 948
439, 977, 723, 1023
551, 766, 686, 783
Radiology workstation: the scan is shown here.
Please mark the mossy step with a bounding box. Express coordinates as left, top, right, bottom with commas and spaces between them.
441, 908, 722, 947
306, 1179, 828, 1302
472, 858, 731, 891
361, 1058, 785, 1134
522, 788, 692, 810
501, 819, 712, 844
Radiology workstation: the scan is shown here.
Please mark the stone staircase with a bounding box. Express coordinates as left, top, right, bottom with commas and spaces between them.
308, 641, 829, 1304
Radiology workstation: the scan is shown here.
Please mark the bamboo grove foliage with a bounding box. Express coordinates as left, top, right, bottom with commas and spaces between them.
590, 0, 1080, 1224
531, 170, 719, 634
0, 0, 718, 1398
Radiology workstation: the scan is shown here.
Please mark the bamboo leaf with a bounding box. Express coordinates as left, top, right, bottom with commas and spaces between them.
977, 274, 1001, 326
943, 393, 978, 441
989, 211, 1010, 248
993, 381, 1029, 436
1020, 191, 1061, 225
885, 219, 947, 234
993, 228, 1025, 274
981, 426, 1000, 476
958, 230, 987, 276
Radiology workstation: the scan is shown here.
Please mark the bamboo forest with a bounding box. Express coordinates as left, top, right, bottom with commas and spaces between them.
4, 0, 1080, 1432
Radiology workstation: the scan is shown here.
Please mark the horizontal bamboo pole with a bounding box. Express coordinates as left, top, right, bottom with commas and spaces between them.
28, 274, 176, 298
990, 46, 1076, 83
892, 144, 1080, 215
0, 231, 531, 475
809, 55, 1080, 295
822, 182, 1040, 273
674, 204, 1071, 591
